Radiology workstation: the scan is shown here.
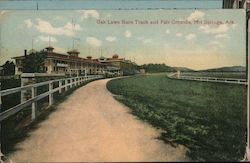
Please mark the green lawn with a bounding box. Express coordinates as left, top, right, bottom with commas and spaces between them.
107, 74, 247, 161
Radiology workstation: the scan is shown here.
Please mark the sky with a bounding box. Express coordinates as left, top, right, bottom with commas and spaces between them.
0, 9, 246, 70
0, 0, 223, 10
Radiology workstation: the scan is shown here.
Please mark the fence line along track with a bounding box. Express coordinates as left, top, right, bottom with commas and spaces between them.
167, 73, 247, 85
0, 75, 103, 122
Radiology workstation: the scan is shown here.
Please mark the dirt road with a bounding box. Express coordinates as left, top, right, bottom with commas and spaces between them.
8, 79, 188, 162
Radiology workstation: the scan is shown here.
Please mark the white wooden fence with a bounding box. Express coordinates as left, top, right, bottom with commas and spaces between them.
167, 73, 247, 85
0, 75, 103, 122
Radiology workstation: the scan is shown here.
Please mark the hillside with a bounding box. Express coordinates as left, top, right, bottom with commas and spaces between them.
173, 67, 195, 72
200, 66, 246, 72
140, 64, 245, 73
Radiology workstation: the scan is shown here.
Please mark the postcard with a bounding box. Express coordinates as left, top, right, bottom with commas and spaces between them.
0, 8, 247, 162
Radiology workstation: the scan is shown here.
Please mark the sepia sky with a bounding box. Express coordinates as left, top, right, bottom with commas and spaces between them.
0, 9, 246, 70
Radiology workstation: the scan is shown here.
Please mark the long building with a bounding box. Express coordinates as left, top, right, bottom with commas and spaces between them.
12, 46, 139, 76
13, 46, 106, 76
98, 54, 139, 75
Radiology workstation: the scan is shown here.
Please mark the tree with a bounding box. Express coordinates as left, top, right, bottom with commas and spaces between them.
141, 63, 175, 73
23, 51, 47, 73
1, 61, 15, 76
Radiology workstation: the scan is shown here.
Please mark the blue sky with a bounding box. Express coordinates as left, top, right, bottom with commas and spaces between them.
0, 0, 223, 10
0, 9, 246, 70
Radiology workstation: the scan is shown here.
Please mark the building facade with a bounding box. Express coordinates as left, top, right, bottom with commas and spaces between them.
98, 54, 139, 75
13, 46, 106, 76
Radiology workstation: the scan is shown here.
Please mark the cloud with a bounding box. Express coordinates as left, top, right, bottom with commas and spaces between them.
54, 16, 64, 21
124, 30, 132, 38
35, 35, 58, 43
0, 11, 7, 17
199, 24, 230, 34
185, 33, 196, 40
78, 10, 100, 20
106, 13, 112, 18
232, 23, 238, 29
86, 37, 102, 47
24, 19, 33, 28
142, 39, 152, 44
137, 37, 152, 44
176, 33, 183, 37
63, 22, 82, 31
165, 29, 170, 34
53, 46, 67, 53
215, 34, 230, 39
106, 36, 117, 42
31, 19, 82, 36
0, 11, 9, 20
208, 40, 224, 49
187, 10, 205, 21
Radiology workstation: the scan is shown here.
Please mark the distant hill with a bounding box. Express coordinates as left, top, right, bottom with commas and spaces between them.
173, 67, 195, 72
140, 64, 195, 73
200, 66, 246, 72
140, 64, 245, 73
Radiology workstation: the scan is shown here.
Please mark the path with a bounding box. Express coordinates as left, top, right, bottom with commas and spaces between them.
8, 78, 188, 162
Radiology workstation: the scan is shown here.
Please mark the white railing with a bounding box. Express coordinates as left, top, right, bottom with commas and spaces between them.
167, 73, 247, 85
0, 75, 103, 122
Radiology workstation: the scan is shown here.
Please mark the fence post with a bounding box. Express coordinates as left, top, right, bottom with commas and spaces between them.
20, 77, 27, 104
31, 86, 37, 121
59, 80, 62, 93
49, 82, 53, 106
65, 79, 68, 91
71, 79, 73, 88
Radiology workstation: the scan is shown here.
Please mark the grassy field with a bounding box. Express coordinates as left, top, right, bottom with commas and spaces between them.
107, 74, 247, 161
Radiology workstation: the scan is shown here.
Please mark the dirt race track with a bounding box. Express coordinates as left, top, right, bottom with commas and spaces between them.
8, 78, 188, 162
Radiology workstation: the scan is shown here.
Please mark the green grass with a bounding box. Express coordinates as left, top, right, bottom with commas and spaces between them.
107, 74, 247, 161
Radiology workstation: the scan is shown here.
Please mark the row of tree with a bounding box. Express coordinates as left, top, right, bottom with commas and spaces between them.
0, 61, 15, 76
1, 50, 48, 76
22, 51, 47, 73
140, 63, 176, 73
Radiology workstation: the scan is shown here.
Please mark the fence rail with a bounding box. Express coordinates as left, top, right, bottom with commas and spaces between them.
167, 73, 247, 85
0, 75, 103, 122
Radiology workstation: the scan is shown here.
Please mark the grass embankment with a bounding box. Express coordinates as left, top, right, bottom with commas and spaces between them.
106, 74, 247, 161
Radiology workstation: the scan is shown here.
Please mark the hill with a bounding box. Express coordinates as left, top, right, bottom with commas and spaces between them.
173, 67, 195, 72
200, 66, 246, 72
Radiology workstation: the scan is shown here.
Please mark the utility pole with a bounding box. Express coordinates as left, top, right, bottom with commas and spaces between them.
32, 36, 34, 49
100, 48, 103, 57
49, 34, 51, 47
71, 18, 75, 50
